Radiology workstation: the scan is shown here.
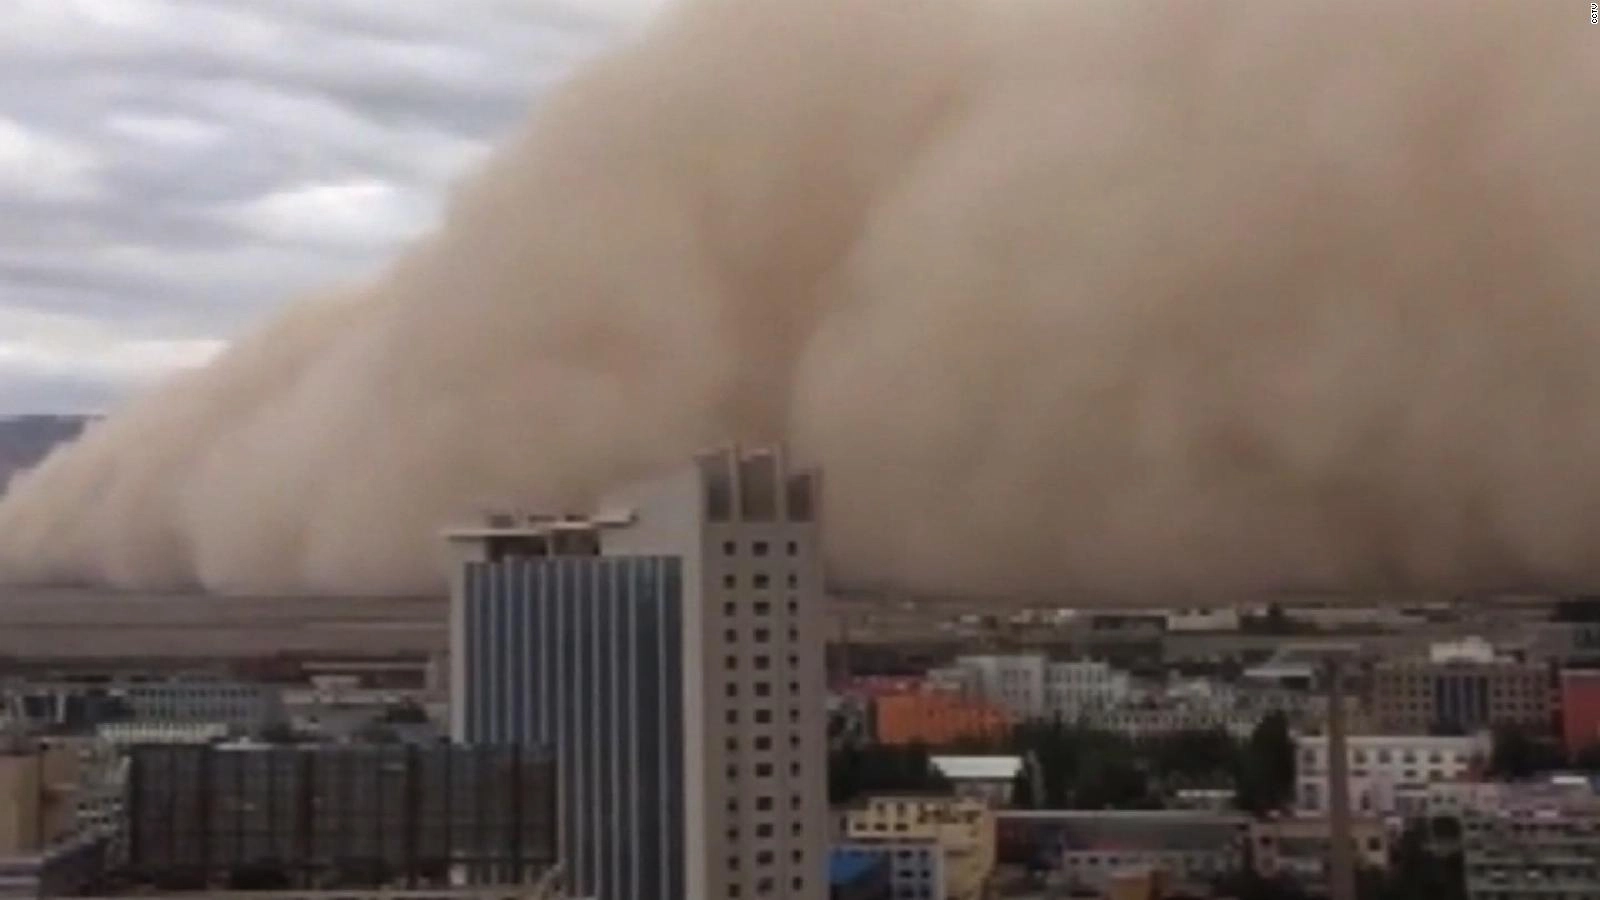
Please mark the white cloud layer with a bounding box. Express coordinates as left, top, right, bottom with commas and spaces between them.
0, 0, 654, 414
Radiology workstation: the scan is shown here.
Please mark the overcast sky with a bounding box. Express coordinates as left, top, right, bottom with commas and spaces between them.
0, 0, 653, 415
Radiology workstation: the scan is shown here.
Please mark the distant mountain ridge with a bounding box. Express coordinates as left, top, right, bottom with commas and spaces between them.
0, 415, 95, 495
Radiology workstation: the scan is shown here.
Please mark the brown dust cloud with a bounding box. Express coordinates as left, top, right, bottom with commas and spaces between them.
1, 0, 1597, 600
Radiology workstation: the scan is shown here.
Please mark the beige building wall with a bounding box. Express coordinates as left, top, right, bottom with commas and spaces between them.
0, 742, 80, 855
605, 447, 829, 900
846, 796, 996, 900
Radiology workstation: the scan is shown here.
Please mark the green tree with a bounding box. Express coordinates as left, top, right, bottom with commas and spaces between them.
1362, 823, 1466, 900
828, 743, 951, 805
1489, 726, 1565, 779
1236, 712, 1296, 815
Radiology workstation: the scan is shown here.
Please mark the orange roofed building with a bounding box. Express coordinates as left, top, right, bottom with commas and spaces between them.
875, 690, 1012, 747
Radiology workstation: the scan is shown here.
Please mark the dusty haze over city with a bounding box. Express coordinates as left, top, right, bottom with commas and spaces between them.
1, 0, 1597, 602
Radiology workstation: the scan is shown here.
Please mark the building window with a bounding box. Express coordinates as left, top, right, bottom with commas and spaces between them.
792, 850, 804, 863
754, 541, 769, 556
791, 794, 802, 809
787, 600, 798, 614
726, 711, 738, 724
755, 682, 771, 697
791, 877, 804, 891
755, 709, 773, 724
754, 629, 771, 643
755, 736, 772, 750
757, 796, 774, 811
756, 763, 774, 777
756, 824, 774, 838
787, 574, 798, 588
754, 601, 771, 616
754, 574, 771, 589
756, 851, 774, 865
787, 628, 798, 641
726, 656, 738, 670
789, 762, 801, 776
725, 629, 738, 642
755, 656, 772, 670
724, 541, 737, 555
727, 684, 738, 698
789, 708, 800, 723
727, 737, 738, 751
728, 765, 738, 778
728, 888, 741, 899
724, 574, 736, 588
787, 541, 798, 555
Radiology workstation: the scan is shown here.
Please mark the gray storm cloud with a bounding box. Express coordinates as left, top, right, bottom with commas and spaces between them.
1, 0, 1598, 599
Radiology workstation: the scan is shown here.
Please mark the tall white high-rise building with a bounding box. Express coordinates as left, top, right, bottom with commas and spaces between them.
449, 447, 828, 900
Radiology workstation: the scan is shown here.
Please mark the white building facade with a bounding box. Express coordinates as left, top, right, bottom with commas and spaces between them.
1295, 733, 1490, 817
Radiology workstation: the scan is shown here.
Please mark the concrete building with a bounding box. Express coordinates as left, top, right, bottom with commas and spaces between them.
450, 447, 829, 900
993, 811, 1248, 896
830, 841, 941, 900
845, 797, 994, 900
1076, 703, 1257, 739
1250, 817, 1389, 895
1295, 733, 1490, 817
932, 656, 1129, 721
124, 743, 554, 889
1370, 652, 1551, 735
118, 678, 286, 734
0, 736, 109, 898
1462, 783, 1600, 900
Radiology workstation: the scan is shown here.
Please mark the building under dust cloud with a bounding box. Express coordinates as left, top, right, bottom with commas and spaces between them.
0, 0, 1597, 601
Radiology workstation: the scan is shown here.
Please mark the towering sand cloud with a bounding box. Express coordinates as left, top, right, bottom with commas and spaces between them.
2, 0, 1597, 599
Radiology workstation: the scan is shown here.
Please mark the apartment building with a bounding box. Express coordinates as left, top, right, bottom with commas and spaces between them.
1370, 645, 1551, 735
931, 656, 1129, 721
450, 447, 829, 900
1295, 733, 1490, 817
1462, 785, 1600, 900
845, 796, 994, 900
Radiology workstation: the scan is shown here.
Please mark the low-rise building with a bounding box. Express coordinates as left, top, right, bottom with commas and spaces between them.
96, 721, 232, 746
832, 841, 941, 900
1295, 733, 1490, 817
929, 756, 1023, 808
1250, 817, 1389, 895
995, 810, 1249, 894
1462, 782, 1600, 900
874, 693, 1011, 748
845, 797, 994, 900
124, 742, 556, 888
118, 678, 285, 734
